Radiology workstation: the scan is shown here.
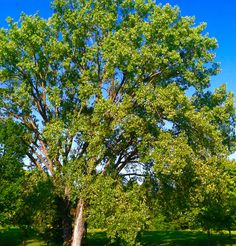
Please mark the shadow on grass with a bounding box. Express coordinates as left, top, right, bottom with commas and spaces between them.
140, 230, 236, 246
0, 227, 23, 246
87, 231, 109, 246
0, 227, 47, 246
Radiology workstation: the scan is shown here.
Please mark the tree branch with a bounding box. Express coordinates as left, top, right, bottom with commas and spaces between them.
113, 73, 126, 102
119, 172, 147, 177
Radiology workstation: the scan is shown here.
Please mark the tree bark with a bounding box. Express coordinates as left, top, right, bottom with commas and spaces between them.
57, 196, 72, 245
207, 228, 210, 239
62, 214, 73, 245
71, 198, 86, 246
228, 228, 232, 239
207, 228, 211, 246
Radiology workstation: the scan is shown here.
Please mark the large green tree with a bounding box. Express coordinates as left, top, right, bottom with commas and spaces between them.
0, 0, 235, 245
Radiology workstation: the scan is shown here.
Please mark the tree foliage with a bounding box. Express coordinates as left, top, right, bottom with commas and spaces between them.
0, 120, 61, 242
0, 119, 27, 225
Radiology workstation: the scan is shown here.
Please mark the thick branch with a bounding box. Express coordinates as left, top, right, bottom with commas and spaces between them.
38, 140, 54, 174
116, 150, 139, 174
29, 82, 49, 123
29, 145, 52, 174
26, 152, 44, 172
113, 73, 126, 102
119, 172, 147, 177
64, 135, 74, 162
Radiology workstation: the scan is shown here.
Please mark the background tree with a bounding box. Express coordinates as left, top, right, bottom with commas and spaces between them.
154, 157, 236, 233
0, 119, 27, 225
194, 159, 236, 237
0, 120, 61, 243
0, 0, 235, 245
15, 171, 63, 244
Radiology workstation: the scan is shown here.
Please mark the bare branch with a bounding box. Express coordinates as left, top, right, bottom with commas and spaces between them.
113, 73, 126, 102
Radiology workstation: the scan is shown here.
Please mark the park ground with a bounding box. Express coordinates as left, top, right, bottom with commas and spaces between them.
0, 227, 236, 246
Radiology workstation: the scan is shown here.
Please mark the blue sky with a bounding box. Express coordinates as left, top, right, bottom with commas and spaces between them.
0, 0, 235, 156
159, 0, 236, 95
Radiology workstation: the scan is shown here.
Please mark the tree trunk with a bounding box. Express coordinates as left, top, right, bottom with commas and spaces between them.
207, 228, 210, 238
228, 228, 232, 239
207, 228, 211, 246
57, 196, 72, 245
62, 213, 73, 245
71, 198, 86, 246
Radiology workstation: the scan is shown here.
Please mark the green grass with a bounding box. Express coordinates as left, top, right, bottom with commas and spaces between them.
0, 227, 235, 245
140, 230, 236, 246
86, 229, 236, 246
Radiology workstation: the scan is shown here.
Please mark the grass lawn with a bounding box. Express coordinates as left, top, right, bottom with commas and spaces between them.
87, 229, 236, 246
0, 227, 235, 245
140, 230, 236, 246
